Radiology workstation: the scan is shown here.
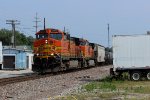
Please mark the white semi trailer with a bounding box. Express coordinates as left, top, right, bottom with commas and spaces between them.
0, 42, 2, 69
110, 34, 150, 81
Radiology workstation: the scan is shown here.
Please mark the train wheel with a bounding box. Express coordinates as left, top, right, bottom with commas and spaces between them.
83, 60, 88, 67
38, 68, 45, 75
84, 60, 88, 67
78, 61, 82, 68
52, 66, 60, 72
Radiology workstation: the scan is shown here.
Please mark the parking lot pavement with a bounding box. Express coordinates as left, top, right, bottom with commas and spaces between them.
0, 69, 34, 79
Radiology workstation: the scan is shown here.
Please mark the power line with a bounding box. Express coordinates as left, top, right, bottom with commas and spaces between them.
6, 20, 20, 48
33, 13, 40, 33
19, 24, 35, 36
16, 26, 35, 37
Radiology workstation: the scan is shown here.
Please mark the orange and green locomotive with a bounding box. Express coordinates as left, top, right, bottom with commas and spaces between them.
32, 28, 105, 73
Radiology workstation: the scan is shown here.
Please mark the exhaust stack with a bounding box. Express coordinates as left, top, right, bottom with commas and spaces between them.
44, 18, 46, 30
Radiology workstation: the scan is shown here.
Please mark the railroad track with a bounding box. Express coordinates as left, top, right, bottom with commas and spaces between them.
0, 65, 111, 86
0, 74, 53, 86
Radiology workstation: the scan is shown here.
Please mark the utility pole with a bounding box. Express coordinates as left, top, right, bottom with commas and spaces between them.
107, 23, 110, 48
33, 13, 40, 33
64, 27, 66, 33
6, 20, 20, 48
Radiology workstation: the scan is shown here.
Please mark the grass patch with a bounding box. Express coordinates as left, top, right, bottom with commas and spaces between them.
83, 81, 117, 92
54, 76, 150, 100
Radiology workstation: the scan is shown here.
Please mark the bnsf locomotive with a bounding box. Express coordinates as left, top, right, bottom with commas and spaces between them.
32, 28, 109, 73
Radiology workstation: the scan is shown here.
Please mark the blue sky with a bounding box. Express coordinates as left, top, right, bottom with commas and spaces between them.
0, 0, 150, 46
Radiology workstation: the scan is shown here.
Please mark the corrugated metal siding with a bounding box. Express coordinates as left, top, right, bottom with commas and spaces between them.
16, 52, 27, 69
3, 49, 19, 54
113, 35, 150, 70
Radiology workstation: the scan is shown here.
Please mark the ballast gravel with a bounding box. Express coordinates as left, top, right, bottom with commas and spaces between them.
0, 65, 111, 100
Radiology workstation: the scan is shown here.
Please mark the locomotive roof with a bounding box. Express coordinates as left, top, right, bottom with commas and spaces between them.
89, 42, 105, 48
37, 28, 63, 34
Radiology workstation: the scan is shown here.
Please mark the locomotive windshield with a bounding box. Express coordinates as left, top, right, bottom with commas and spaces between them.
80, 41, 86, 46
50, 33, 62, 40
36, 33, 48, 39
80, 40, 89, 46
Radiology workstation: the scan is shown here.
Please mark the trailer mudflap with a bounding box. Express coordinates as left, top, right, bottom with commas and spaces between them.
110, 68, 115, 77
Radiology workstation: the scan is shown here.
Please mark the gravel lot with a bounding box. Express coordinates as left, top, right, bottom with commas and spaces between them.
0, 65, 111, 100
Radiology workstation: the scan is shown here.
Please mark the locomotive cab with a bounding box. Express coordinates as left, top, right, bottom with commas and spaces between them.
33, 29, 65, 73
34, 29, 63, 57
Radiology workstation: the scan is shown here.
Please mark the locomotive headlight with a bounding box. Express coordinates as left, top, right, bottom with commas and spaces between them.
45, 40, 48, 44
51, 53, 54, 56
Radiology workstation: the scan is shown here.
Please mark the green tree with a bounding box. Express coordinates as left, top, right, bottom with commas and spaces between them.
0, 29, 12, 45
0, 29, 34, 47
27, 36, 34, 45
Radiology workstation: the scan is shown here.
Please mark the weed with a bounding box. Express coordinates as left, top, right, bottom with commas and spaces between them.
100, 76, 113, 82
61, 77, 150, 100
83, 82, 97, 91
100, 82, 116, 91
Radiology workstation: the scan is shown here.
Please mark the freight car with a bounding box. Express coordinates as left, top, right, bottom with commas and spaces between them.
32, 28, 108, 73
89, 43, 105, 65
